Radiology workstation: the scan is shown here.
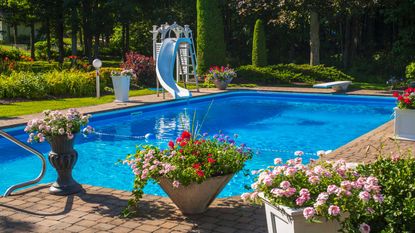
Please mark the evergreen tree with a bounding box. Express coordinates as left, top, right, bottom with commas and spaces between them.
196, 0, 226, 75
252, 19, 267, 67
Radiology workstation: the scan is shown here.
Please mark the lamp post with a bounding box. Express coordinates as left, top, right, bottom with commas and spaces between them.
92, 59, 102, 98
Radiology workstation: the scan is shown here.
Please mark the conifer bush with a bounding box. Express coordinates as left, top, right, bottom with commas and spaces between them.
252, 19, 267, 67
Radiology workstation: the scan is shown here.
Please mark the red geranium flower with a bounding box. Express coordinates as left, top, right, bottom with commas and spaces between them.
196, 170, 204, 177
181, 131, 191, 140
180, 141, 187, 147
404, 98, 411, 104
208, 157, 216, 164
168, 141, 174, 149
398, 96, 404, 101
193, 163, 201, 170
179, 149, 183, 154
208, 153, 212, 157
393, 91, 399, 97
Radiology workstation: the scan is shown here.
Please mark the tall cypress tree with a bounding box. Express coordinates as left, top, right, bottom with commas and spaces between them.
252, 19, 267, 67
196, 0, 226, 75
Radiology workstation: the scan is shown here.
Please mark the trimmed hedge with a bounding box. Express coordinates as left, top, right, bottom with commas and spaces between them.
14, 60, 121, 73
0, 68, 120, 99
252, 19, 267, 67
235, 64, 354, 85
196, 0, 226, 74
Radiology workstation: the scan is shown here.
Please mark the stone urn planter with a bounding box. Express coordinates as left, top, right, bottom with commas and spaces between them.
47, 135, 82, 195
214, 79, 229, 90
158, 174, 234, 214
260, 194, 342, 233
111, 75, 131, 102
394, 107, 415, 141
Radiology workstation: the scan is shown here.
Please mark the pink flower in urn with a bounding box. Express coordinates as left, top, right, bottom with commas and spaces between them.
296, 196, 307, 206
373, 194, 384, 203
263, 176, 273, 186
328, 205, 341, 216
359, 223, 371, 233
284, 187, 297, 197
284, 167, 297, 176
327, 184, 339, 194
303, 207, 315, 220
241, 192, 251, 201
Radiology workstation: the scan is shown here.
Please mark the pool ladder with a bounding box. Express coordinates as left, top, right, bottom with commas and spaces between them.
0, 130, 46, 197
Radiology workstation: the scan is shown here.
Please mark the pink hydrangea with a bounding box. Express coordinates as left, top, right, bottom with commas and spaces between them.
340, 181, 352, 190
328, 205, 341, 216
241, 192, 251, 201
274, 158, 282, 165
308, 176, 320, 184
294, 151, 304, 156
372, 194, 384, 203
263, 176, 273, 186
303, 207, 315, 220
296, 196, 307, 206
284, 167, 297, 176
279, 181, 291, 189
327, 185, 339, 194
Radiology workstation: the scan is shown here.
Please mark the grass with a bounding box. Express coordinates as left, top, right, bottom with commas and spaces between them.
0, 89, 156, 118
350, 82, 388, 90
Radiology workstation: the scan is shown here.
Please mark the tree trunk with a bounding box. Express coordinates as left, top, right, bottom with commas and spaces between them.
81, 1, 92, 62
13, 24, 17, 46
343, 16, 351, 68
30, 22, 35, 60
125, 23, 130, 52
121, 23, 126, 60
57, 21, 64, 63
309, 10, 320, 66
46, 18, 51, 61
71, 7, 78, 56
93, 33, 99, 58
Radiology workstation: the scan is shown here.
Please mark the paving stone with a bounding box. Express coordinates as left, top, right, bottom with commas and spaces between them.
65, 224, 87, 232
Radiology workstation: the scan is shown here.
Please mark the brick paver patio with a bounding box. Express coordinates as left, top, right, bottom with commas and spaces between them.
0, 185, 266, 233
1, 86, 414, 232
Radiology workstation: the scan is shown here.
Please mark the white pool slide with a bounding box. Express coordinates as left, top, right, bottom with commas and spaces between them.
156, 38, 192, 99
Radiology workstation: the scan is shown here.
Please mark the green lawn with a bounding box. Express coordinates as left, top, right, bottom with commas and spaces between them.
0, 89, 155, 118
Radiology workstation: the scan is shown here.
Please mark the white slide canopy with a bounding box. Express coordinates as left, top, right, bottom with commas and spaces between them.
156, 38, 192, 99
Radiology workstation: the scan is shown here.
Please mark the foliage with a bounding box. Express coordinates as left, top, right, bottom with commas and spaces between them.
236, 64, 353, 85
252, 19, 267, 67
24, 109, 92, 143
405, 62, 415, 80
242, 156, 384, 233
122, 130, 253, 216
121, 52, 155, 87
196, 0, 226, 74
0, 46, 28, 61
393, 88, 415, 109
0, 70, 107, 99
205, 66, 237, 83
352, 153, 415, 233
0, 71, 47, 99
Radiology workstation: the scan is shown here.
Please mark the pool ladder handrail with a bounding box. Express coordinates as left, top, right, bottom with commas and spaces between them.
0, 130, 46, 197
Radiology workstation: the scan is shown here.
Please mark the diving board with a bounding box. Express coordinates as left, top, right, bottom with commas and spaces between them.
313, 81, 352, 92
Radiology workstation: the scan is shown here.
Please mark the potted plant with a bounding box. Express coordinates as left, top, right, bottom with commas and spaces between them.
123, 131, 253, 216
392, 88, 415, 141
206, 66, 237, 90
24, 109, 94, 195
241, 156, 383, 233
111, 69, 135, 102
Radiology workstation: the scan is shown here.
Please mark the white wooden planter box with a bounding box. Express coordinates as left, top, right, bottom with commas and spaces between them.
111, 75, 131, 102
394, 107, 415, 141
260, 194, 341, 233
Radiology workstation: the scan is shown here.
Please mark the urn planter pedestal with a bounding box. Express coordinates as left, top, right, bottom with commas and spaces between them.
111, 75, 131, 102
260, 194, 341, 233
394, 107, 415, 141
158, 174, 233, 215
214, 79, 229, 90
47, 135, 82, 195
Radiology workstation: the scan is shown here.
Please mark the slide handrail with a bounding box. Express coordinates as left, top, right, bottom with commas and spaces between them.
0, 130, 46, 197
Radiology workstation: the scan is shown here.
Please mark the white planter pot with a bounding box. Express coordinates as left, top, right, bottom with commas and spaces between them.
394, 107, 415, 141
111, 75, 131, 102
260, 194, 341, 233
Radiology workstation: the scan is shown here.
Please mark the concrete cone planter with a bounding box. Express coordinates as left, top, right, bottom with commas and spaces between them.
260, 194, 342, 233
394, 107, 415, 141
158, 174, 234, 214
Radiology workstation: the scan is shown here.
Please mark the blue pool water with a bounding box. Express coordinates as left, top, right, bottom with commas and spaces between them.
0, 91, 395, 197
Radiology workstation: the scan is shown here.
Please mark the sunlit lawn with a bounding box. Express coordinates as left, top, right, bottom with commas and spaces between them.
0, 89, 155, 118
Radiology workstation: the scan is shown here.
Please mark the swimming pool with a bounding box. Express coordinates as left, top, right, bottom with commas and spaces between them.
0, 91, 395, 197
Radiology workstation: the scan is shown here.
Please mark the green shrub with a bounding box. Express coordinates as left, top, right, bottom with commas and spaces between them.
405, 62, 415, 80
196, 0, 226, 74
235, 64, 354, 85
353, 154, 415, 233
0, 72, 47, 99
43, 70, 96, 97
0, 46, 28, 61
252, 19, 267, 67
